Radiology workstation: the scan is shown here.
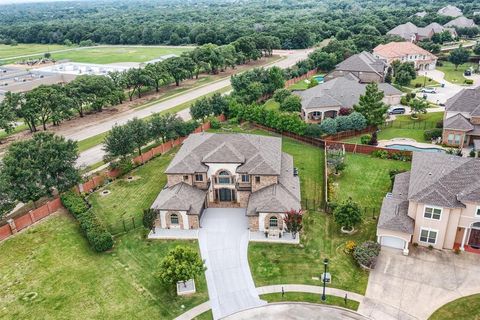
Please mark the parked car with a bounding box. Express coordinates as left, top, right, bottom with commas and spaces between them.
388, 106, 406, 115
421, 87, 437, 94
464, 70, 472, 76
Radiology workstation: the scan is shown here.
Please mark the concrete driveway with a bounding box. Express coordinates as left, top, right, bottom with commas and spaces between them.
358, 247, 480, 320
422, 70, 480, 105
198, 208, 266, 319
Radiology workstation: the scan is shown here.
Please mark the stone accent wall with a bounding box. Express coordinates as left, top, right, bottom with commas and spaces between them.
167, 174, 192, 187
442, 129, 466, 148
237, 191, 250, 207
252, 175, 278, 193
188, 215, 200, 229
249, 216, 259, 231
165, 211, 184, 229
264, 213, 284, 230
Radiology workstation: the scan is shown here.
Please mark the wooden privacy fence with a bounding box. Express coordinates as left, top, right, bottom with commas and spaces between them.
0, 198, 63, 241
322, 126, 376, 141
285, 69, 318, 87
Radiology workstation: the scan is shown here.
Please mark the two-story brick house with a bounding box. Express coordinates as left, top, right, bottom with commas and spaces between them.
373, 41, 438, 71
377, 152, 480, 255
442, 87, 480, 148
150, 132, 301, 233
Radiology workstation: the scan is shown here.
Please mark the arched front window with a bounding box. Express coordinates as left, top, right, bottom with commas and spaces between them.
218, 170, 231, 184
269, 216, 278, 228
472, 222, 480, 229
170, 213, 179, 225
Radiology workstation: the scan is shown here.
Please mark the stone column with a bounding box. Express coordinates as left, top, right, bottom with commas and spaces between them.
7, 219, 17, 234
460, 227, 468, 251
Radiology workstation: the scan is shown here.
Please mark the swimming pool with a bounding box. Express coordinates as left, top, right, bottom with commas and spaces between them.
313, 75, 324, 83
386, 144, 445, 153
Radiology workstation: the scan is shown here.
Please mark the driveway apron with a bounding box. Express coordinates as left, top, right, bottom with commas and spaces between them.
198, 208, 266, 319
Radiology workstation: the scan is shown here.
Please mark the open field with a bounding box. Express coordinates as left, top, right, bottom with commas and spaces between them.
0, 211, 208, 319
2, 45, 193, 64
437, 61, 477, 85
0, 43, 68, 59
429, 294, 480, 320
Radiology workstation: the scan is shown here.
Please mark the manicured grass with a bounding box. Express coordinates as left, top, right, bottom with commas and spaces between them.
343, 112, 444, 144
429, 294, 480, 320
88, 150, 176, 229
287, 75, 323, 91
193, 310, 213, 320
78, 133, 109, 153
0, 123, 28, 141
437, 61, 477, 85
260, 292, 359, 311
332, 153, 411, 208
0, 43, 68, 59
264, 99, 280, 111
409, 76, 440, 88
0, 212, 208, 319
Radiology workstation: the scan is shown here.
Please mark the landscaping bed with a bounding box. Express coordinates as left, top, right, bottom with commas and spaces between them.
0, 212, 208, 319
260, 292, 359, 311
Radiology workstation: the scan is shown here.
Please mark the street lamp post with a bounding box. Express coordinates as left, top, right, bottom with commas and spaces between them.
321, 258, 329, 302
423, 71, 427, 87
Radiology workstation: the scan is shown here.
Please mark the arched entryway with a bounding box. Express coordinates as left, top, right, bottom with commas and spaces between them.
468, 222, 480, 249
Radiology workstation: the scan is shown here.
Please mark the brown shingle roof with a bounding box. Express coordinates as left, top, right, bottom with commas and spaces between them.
151, 182, 207, 215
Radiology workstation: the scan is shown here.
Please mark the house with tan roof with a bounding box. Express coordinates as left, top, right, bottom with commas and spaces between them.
325, 51, 388, 83
444, 16, 477, 29
373, 41, 438, 71
437, 5, 463, 17
442, 87, 480, 149
387, 22, 456, 42
150, 132, 301, 236
377, 152, 480, 255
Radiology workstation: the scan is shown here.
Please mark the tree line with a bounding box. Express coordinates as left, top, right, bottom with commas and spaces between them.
1, 0, 479, 50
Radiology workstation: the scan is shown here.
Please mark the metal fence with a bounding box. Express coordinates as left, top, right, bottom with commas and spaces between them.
107, 215, 143, 235
381, 121, 438, 130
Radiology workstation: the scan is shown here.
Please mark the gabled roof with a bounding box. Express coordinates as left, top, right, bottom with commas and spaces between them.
414, 11, 427, 18
387, 22, 419, 40
437, 5, 462, 17
445, 87, 480, 115
334, 51, 386, 76
373, 42, 437, 59
444, 16, 477, 28
165, 133, 282, 175
246, 153, 300, 216
297, 74, 402, 110
151, 182, 207, 215
408, 152, 480, 207
444, 113, 474, 131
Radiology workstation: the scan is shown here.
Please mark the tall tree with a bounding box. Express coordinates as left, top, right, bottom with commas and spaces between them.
158, 246, 206, 287
0, 92, 19, 138
126, 117, 150, 155
103, 124, 135, 160
353, 83, 388, 127
144, 62, 171, 92
1, 132, 79, 203
449, 46, 470, 70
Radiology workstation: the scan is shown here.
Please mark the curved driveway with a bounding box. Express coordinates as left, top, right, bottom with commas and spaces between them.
198, 208, 266, 320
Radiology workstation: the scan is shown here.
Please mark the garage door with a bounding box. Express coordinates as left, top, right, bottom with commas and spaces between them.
381, 236, 405, 250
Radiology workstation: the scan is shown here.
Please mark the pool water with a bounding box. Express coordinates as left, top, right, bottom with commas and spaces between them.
313, 75, 324, 83
386, 144, 445, 153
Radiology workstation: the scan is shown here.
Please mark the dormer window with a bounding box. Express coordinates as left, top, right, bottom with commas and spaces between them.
218, 171, 231, 184
195, 174, 203, 182
241, 174, 250, 183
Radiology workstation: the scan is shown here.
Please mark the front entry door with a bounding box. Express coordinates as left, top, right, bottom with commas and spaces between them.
468, 228, 480, 249
219, 188, 232, 202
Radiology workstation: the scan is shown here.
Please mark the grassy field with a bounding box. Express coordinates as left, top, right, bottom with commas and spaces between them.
437, 61, 477, 85
2, 45, 193, 64
429, 294, 480, 320
0, 43, 68, 59
88, 150, 176, 229
409, 76, 440, 88
264, 99, 280, 111
260, 293, 359, 311
287, 75, 323, 91
0, 212, 208, 319
343, 112, 444, 144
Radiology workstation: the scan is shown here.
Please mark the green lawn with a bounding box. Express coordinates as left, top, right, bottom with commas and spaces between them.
260, 293, 359, 311
88, 150, 176, 230
0, 212, 208, 319
429, 294, 480, 320
264, 99, 280, 111
3, 45, 193, 64
288, 74, 323, 91
343, 112, 444, 144
409, 76, 440, 88
0, 43, 68, 59
437, 61, 477, 85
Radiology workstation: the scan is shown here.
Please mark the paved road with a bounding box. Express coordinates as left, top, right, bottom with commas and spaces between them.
74, 49, 312, 167
224, 303, 370, 320
422, 69, 479, 105
358, 247, 480, 320
198, 208, 266, 320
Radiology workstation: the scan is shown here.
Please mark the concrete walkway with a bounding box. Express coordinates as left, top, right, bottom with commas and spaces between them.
198, 208, 265, 319
174, 284, 365, 320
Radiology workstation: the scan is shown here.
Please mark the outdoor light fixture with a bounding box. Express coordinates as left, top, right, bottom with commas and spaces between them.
321, 258, 329, 302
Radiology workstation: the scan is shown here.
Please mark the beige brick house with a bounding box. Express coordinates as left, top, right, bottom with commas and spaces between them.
373, 41, 437, 71
442, 87, 480, 149
151, 132, 301, 233
377, 152, 480, 255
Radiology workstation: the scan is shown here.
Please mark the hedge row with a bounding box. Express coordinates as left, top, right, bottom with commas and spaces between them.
61, 192, 114, 252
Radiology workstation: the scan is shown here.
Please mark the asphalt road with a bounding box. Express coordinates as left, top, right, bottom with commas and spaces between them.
75, 49, 312, 168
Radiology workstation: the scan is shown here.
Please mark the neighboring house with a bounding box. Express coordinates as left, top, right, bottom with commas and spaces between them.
377, 152, 480, 255
437, 5, 463, 17
414, 11, 427, 18
325, 51, 387, 83
444, 16, 477, 29
442, 87, 480, 148
373, 41, 438, 71
150, 132, 301, 234
387, 22, 456, 42
297, 73, 402, 123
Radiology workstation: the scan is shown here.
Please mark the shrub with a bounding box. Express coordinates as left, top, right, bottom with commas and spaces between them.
345, 240, 357, 254
61, 191, 113, 252
390, 151, 411, 161
304, 124, 323, 137
465, 79, 474, 85
371, 150, 389, 159
209, 117, 221, 129
338, 107, 352, 116
307, 78, 319, 88
353, 241, 381, 269
280, 95, 302, 112
228, 117, 239, 125
400, 96, 409, 106
319, 118, 337, 135
360, 134, 371, 145
273, 88, 291, 104
336, 115, 352, 132
412, 242, 418, 247
470, 149, 477, 158
436, 120, 443, 128
333, 198, 362, 230
424, 128, 443, 141
348, 112, 367, 130
414, 83, 422, 88
428, 245, 434, 250
143, 208, 156, 230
